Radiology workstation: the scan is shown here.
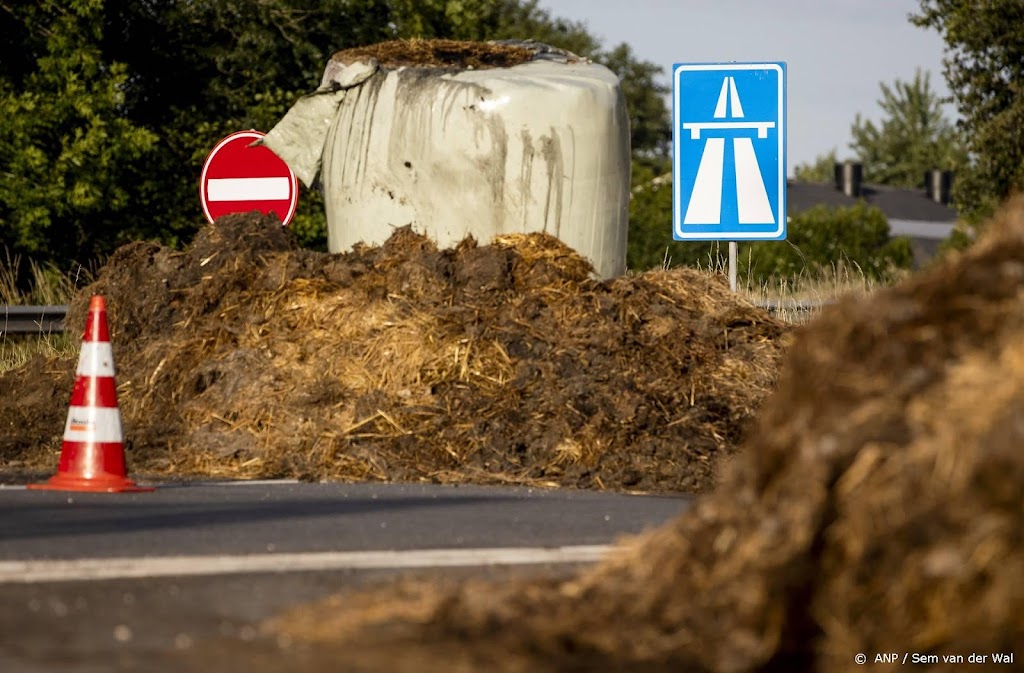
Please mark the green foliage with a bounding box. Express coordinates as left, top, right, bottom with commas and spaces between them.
0, 0, 158, 276
3, 0, 933, 293
794, 70, 965, 195
626, 159, 720, 271
1, 0, 671, 279
793, 150, 839, 184
625, 161, 670, 270
626, 170, 912, 284
740, 203, 913, 283
791, 66, 965, 274
938, 225, 973, 255
98, 0, 403, 250
600, 44, 670, 159
849, 69, 965, 189
913, 0, 1024, 222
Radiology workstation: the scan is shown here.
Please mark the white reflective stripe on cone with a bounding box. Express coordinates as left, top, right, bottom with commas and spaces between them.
76, 342, 116, 377
63, 406, 123, 443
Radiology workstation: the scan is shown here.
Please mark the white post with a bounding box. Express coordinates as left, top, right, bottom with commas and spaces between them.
728, 241, 738, 292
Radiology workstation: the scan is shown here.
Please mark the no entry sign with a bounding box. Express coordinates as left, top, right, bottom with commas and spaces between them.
200, 130, 299, 225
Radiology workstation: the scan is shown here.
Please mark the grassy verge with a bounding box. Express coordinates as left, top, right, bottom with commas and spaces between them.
688, 251, 905, 325
740, 261, 908, 324
1, 254, 92, 371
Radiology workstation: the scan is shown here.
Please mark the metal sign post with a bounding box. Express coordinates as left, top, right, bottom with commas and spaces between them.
729, 241, 738, 292
672, 62, 788, 291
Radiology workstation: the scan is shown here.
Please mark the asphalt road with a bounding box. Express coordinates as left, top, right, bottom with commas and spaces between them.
0, 480, 690, 672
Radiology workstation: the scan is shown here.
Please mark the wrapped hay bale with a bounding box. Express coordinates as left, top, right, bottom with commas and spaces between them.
261, 39, 630, 279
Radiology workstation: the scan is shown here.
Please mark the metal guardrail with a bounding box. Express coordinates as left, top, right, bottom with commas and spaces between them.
1, 297, 831, 336
2, 305, 68, 334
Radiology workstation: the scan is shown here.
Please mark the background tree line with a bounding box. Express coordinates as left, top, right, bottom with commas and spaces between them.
629, 0, 1024, 279
1, 0, 1022, 289
0, 0, 668, 284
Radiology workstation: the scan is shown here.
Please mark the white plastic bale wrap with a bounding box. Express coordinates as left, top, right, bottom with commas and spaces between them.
263, 48, 631, 279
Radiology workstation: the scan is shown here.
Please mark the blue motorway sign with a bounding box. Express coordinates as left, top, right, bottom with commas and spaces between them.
673, 62, 787, 240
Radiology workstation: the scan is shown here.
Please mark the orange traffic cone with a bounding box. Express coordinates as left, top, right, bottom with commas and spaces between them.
28, 296, 154, 493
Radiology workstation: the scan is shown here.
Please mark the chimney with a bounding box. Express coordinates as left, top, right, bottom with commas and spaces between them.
924, 169, 953, 206
834, 161, 863, 197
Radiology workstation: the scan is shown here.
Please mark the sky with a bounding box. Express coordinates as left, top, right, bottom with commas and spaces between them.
535, 0, 953, 174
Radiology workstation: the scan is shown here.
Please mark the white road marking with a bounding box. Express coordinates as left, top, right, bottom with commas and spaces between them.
206, 177, 290, 201
0, 545, 614, 584
0, 484, 26, 490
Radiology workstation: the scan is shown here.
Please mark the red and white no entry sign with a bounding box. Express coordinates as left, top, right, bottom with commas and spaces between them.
200, 130, 299, 226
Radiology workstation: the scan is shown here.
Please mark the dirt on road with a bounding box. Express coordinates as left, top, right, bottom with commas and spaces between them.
0, 213, 786, 493
261, 198, 1024, 672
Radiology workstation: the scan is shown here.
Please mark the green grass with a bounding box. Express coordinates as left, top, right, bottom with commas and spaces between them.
1, 253, 92, 372
681, 249, 906, 324
741, 261, 907, 324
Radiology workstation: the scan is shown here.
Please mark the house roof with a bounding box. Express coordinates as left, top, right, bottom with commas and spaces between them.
785, 178, 961, 269
786, 180, 859, 213
859, 183, 959, 222
641, 172, 961, 244
786, 179, 958, 224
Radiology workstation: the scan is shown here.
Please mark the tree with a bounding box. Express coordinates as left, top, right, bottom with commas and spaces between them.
0, 0, 158, 274
913, 0, 1024, 222
626, 165, 913, 282
99, 0, 402, 250
793, 150, 839, 184
626, 163, 721, 272
849, 69, 965, 189
1, 0, 673, 271
741, 203, 913, 283
600, 43, 670, 160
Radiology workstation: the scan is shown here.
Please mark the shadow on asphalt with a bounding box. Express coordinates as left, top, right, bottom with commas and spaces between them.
0, 493, 506, 541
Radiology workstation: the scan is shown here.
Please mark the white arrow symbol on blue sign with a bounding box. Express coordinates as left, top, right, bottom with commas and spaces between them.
681, 77, 776, 225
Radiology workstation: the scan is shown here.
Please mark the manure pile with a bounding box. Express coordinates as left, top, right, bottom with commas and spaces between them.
329, 38, 541, 70
0, 213, 785, 492
261, 198, 1024, 672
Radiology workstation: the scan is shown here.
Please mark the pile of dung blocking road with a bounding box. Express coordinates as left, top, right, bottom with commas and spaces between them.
263, 198, 1024, 673
0, 212, 785, 492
